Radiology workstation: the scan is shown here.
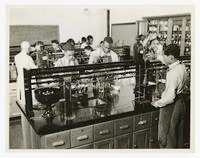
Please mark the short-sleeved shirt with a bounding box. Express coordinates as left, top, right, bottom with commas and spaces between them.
88, 48, 119, 64
54, 56, 79, 67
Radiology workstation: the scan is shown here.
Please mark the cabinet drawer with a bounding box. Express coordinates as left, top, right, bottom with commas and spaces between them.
71, 125, 93, 148
44, 131, 70, 149
94, 121, 113, 141
133, 113, 151, 131
73, 143, 94, 149
114, 116, 133, 136
151, 110, 159, 126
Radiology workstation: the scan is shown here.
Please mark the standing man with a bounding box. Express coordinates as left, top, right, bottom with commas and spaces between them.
152, 44, 187, 148
88, 36, 119, 64
15, 41, 37, 149
15, 41, 37, 105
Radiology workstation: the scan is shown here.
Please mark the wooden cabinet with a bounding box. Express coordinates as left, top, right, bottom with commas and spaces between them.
133, 129, 150, 149
94, 138, 114, 149
114, 133, 132, 149
31, 110, 159, 149
142, 14, 191, 56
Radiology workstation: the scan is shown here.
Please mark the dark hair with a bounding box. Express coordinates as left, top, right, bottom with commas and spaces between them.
136, 34, 145, 41
51, 40, 59, 44
163, 44, 180, 59
67, 38, 75, 46
84, 45, 93, 51
34, 41, 44, 46
81, 37, 87, 43
87, 35, 93, 41
103, 36, 113, 44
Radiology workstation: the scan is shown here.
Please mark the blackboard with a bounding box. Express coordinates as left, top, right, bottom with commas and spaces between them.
10, 25, 59, 46
111, 23, 137, 57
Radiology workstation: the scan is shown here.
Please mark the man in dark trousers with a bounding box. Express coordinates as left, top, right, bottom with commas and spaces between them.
152, 44, 187, 148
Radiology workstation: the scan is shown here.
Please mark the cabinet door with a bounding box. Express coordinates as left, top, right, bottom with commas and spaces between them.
133, 129, 150, 149
114, 133, 132, 149
94, 138, 113, 149
149, 125, 159, 148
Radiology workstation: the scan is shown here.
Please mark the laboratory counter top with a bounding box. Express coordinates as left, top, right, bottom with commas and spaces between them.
17, 97, 158, 136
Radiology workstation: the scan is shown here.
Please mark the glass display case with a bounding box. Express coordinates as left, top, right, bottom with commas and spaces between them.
148, 19, 168, 46
23, 61, 137, 124
142, 13, 191, 56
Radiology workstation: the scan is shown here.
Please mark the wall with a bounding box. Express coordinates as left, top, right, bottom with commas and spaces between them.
8, 6, 107, 46
110, 5, 194, 24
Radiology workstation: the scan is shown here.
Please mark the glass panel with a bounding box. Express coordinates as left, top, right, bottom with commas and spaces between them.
171, 20, 182, 46
158, 20, 168, 46
184, 19, 191, 55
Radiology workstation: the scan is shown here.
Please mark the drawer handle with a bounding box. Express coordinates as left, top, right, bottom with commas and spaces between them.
150, 139, 154, 143
119, 125, 129, 130
77, 135, 89, 141
154, 117, 158, 121
52, 140, 65, 147
99, 129, 110, 135
138, 120, 147, 125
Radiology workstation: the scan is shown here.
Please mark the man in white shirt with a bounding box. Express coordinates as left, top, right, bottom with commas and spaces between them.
15, 41, 37, 105
152, 44, 187, 148
88, 37, 119, 64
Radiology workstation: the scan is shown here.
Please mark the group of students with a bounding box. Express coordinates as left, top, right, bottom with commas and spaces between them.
14, 36, 118, 102
21, 35, 119, 69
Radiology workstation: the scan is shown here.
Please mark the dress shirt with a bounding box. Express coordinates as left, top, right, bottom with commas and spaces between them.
154, 60, 187, 107
54, 56, 79, 67
88, 48, 119, 64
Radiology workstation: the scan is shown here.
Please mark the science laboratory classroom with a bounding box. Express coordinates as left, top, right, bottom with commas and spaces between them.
8, 6, 192, 149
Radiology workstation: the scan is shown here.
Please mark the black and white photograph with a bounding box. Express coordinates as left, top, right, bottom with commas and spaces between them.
4, 2, 196, 154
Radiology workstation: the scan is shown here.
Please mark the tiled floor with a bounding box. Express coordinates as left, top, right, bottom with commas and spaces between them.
9, 119, 24, 149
